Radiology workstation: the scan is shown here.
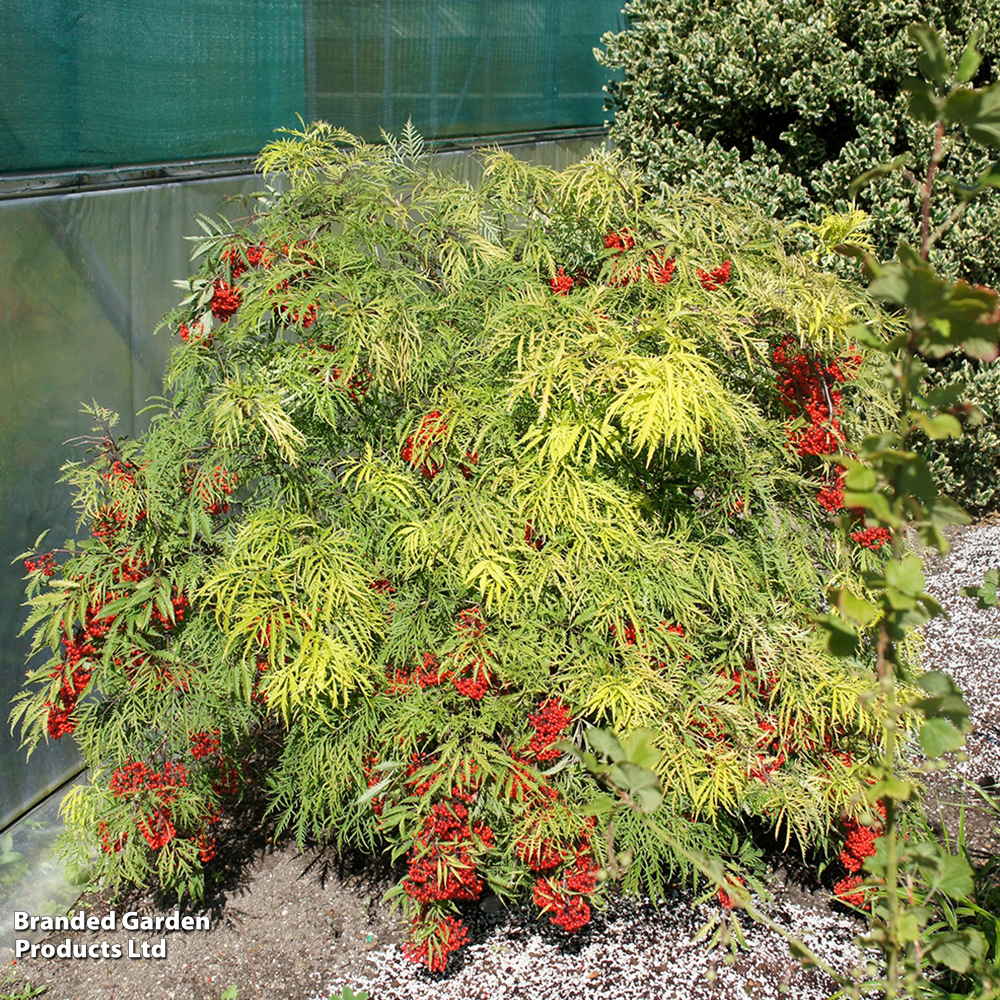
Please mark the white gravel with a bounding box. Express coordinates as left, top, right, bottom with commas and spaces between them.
314, 893, 864, 1000
922, 522, 1000, 782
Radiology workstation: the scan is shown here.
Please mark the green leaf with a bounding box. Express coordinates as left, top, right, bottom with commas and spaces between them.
618, 728, 661, 770
944, 84, 1000, 151
869, 776, 913, 801
579, 793, 615, 817
848, 153, 914, 198
610, 760, 661, 791
956, 27, 985, 83
632, 785, 664, 812
829, 587, 879, 627
914, 671, 972, 732
221, 987, 239, 1000
962, 567, 999, 608
913, 412, 962, 440
842, 462, 877, 492
814, 614, 859, 656
928, 930, 986, 974
842, 489, 896, 523
919, 717, 965, 757
867, 248, 1000, 359
924, 382, 966, 407
338, 986, 370, 1000
895, 910, 921, 945
934, 854, 976, 900
585, 727, 625, 762
884, 555, 926, 597
903, 76, 942, 124
909, 23, 952, 87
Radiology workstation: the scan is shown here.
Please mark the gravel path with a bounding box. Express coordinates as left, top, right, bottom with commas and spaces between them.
922, 521, 1000, 783
311, 890, 863, 1000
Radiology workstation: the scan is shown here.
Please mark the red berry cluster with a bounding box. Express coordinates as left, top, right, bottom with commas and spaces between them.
97, 821, 128, 854
401, 411, 449, 480
691, 659, 856, 782
457, 450, 479, 480
210, 279, 242, 322
303, 345, 373, 402
178, 320, 212, 346
91, 505, 127, 542
268, 241, 319, 327
44, 596, 129, 739
816, 466, 846, 514
90, 459, 146, 544
772, 337, 854, 459
510, 759, 601, 933
647, 248, 676, 285
398, 764, 493, 972
604, 230, 636, 252
549, 230, 683, 293
747, 715, 787, 782
696, 260, 731, 291
401, 915, 470, 974
183, 463, 237, 516
832, 806, 884, 909
531, 845, 599, 932
110, 759, 188, 802
604, 230, 640, 287
149, 589, 189, 631
108, 753, 226, 860
403, 800, 492, 905
221, 241, 272, 279
457, 606, 485, 639
717, 874, 745, 910
44, 632, 93, 739
612, 616, 690, 668
528, 699, 571, 761
550, 268, 575, 296
198, 465, 237, 516
384, 612, 496, 702
850, 525, 893, 550
327, 365, 371, 402
42, 564, 149, 738
772, 340, 891, 550
273, 297, 317, 328
102, 459, 138, 489
189, 730, 221, 759
24, 552, 56, 576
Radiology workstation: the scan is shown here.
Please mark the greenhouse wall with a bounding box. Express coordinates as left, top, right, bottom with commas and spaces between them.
0, 132, 601, 836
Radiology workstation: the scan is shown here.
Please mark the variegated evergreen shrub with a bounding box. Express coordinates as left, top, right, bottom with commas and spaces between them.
597, 0, 1000, 511
17, 124, 899, 970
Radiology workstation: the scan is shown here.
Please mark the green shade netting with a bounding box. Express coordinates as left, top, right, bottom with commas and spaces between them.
1, 0, 621, 175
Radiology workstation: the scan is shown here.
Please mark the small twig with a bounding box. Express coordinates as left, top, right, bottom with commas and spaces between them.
926, 200, 971, 255
919, 121, 947, 261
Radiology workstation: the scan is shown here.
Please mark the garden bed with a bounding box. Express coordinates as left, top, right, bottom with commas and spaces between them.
7, 522, 998, 1000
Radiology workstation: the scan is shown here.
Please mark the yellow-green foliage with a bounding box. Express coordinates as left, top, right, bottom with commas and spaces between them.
16, 123, 896, 910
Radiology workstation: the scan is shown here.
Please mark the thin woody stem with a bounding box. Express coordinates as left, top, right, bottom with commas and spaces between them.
919, 121, 946, 262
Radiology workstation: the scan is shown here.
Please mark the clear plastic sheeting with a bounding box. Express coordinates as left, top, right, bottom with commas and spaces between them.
0, 1, 305, 174
306, 0, 624, 141
0, 773, 88, 963
0, 175, 263, 831
0, 138, 598, 835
